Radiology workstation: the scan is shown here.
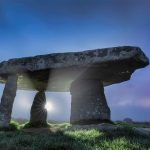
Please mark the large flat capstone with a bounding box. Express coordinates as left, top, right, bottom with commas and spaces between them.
0, 46, 149, 91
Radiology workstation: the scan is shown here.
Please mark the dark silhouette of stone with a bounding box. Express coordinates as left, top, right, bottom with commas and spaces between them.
0, 75, 18, 127
29, 91, 47, 126
70, 80, 110, 124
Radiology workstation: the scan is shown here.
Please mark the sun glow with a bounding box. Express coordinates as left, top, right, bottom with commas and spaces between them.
45, 102, 53, 111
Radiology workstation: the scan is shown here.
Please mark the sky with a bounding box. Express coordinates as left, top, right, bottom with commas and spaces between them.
0, 0, 150, 122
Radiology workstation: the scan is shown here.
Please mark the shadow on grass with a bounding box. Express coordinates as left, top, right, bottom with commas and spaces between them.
0, 130, 86, 150
0, 122, 150, 150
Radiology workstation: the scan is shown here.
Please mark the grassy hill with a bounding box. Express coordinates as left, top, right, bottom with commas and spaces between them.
0, 122, 149, 150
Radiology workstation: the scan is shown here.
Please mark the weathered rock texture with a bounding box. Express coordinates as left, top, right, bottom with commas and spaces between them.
70, 80, 110, 124
0, 46, 149, 91
0, 75, 18, 127
29, 91, 47, 126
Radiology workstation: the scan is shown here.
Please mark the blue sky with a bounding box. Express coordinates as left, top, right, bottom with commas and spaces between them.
0, 0, 150, 121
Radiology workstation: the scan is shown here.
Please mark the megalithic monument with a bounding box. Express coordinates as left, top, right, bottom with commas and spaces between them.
0, 46, 149, 127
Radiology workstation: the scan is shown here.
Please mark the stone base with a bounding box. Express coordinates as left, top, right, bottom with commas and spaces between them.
69, 123, 119, 131
70, 80, 110, 125
29, 91, 47, 126
71, 119, 113, 125
24, 122, 50, 129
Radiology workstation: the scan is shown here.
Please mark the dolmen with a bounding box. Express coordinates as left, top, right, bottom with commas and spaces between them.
0, 46, 149, 127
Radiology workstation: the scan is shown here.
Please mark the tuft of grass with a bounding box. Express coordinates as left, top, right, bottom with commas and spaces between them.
115, 121, 150, 128
115, 121, 132, 127
49, 123, 71, 130
10, 120, 20, 130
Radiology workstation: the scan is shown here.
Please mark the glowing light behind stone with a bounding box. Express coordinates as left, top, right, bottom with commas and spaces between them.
45, 101, 54, 112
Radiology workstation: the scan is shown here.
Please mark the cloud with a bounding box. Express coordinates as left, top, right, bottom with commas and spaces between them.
117, 98, 150, 108
105, 65, 150, 121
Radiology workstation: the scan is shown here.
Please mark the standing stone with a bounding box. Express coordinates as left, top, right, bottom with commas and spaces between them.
70, 80, 110, 125
0, 74, 18, 127
29, 91, 47, 126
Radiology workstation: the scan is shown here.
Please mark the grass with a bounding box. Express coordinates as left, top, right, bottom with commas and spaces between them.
0, 121, 149, 150
115, 121, 150, 128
